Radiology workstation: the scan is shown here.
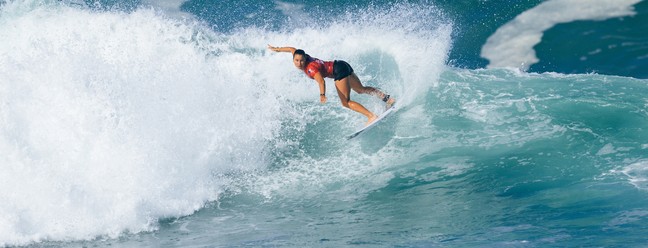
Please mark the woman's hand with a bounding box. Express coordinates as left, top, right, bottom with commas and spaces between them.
320, 94, 327, 104
267, 45, 296, 54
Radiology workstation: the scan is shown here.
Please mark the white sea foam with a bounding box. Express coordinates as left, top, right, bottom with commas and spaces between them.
481, 0, 642, 70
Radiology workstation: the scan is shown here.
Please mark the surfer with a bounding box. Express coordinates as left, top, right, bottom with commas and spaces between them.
268, 45, 395, 125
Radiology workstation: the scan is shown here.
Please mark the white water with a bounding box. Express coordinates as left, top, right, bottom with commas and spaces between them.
0, 1, 452, 246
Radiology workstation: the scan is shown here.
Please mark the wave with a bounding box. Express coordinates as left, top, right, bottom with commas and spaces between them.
0, 0, 452, 245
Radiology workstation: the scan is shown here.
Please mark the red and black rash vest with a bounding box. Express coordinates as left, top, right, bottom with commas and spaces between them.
303, 57, 334, 79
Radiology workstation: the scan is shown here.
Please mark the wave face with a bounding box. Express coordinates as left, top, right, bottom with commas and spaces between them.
2, 0, 648, 247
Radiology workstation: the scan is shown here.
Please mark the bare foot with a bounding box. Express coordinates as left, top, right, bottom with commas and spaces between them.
366, 115, 378, 126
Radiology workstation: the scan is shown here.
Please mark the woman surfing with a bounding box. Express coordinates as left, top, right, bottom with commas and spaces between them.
268, 45, 395, 126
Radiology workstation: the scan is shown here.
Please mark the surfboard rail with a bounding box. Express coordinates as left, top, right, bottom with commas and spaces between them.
346, 104, 396, 140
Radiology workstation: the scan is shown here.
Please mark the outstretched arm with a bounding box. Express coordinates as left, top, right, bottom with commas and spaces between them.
268, 45, 296, 54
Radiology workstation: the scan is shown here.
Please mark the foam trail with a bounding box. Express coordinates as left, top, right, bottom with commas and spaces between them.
481, 0, 642, 70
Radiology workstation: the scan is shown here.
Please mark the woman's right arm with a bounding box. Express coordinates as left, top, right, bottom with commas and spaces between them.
268, 45, 296, 54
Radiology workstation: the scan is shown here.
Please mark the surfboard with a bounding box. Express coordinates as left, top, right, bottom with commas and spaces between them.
346, 104, 396, 140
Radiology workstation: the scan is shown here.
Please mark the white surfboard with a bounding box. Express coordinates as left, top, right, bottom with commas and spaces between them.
346, 104, 396, 140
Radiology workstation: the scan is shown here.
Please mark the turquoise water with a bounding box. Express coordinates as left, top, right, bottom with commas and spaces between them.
2, 0, 648, 247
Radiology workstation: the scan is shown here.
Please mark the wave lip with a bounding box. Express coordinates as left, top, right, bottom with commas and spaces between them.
481, 0, 642, 71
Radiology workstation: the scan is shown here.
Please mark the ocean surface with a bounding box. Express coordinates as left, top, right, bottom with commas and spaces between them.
2, 0, 648, 247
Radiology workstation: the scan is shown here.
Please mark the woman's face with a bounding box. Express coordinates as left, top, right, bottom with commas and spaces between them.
293, 54, 307, 70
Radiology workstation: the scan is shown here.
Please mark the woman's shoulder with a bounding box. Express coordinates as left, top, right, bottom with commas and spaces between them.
308, 57, 326, 65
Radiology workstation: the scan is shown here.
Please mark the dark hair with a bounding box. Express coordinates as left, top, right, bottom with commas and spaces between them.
293, 49, 306, 57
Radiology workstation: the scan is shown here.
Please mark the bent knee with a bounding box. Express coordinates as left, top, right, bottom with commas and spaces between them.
346, 101, 360, 109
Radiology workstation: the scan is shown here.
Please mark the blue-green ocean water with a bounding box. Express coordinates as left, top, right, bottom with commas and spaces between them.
2, 0, 648, 247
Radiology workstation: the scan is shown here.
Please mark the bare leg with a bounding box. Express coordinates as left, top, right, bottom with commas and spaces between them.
335, 77, 378, 125
347, 73, 396, 106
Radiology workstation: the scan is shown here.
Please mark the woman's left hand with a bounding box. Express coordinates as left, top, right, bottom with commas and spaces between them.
320, 95, 327, 104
